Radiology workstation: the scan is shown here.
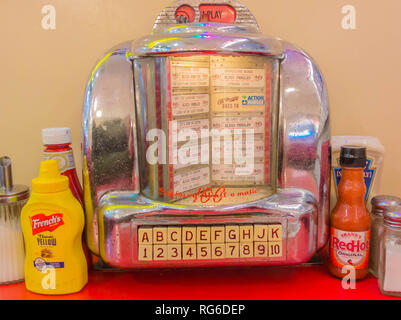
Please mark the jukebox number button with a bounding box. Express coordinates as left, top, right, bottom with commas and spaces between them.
254, 242, 268, 257
225, 243, 239, 258
268, 242, 282, 257
138, 245, 153, 261
240, 243, 253, 258
212, 244, 225, 259
154, 245, 167, 260
183, 244, 197, 260
168, 245, 182, 260
197, 244, 211, 259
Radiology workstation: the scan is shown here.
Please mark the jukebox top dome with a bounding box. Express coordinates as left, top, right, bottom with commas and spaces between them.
131, 24, 284, 57
130, 0, 283, 57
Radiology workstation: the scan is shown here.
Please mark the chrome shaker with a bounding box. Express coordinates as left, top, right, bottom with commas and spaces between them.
0, 156, 29, 284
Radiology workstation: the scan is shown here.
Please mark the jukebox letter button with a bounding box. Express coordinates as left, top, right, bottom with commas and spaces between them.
153, 227, 168, 244
183, 227, 196, 244
197, 226, 211, 243
254, 225, 268, 242
168, 227, 182, 244
138, 227, 153, 244
268, 224, 282, 241
240, 225, 253, 242
225, 225, 239, 243
211, 226, 225, 243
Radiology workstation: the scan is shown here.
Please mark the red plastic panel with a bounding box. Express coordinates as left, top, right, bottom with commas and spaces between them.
199, 4, 237, 23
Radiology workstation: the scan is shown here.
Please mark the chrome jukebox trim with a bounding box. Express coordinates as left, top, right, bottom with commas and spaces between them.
130, 24, 284, 57
278, 40, 331, 250
82, 41, 139, 254
98, 188, 317, 269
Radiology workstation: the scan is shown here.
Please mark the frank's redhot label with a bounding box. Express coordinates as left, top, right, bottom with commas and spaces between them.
330, 227, 370, 269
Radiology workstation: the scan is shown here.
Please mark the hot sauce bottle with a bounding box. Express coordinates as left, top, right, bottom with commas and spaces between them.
329, 146, 371, 280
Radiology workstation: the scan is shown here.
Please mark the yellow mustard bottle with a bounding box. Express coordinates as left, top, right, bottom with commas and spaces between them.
21, 160, 87, 294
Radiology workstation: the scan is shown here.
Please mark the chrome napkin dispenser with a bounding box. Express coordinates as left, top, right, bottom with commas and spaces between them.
82, 0, 330, 269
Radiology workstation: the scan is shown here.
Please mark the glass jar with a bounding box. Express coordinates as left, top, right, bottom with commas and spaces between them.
0, 156, 29, 284
370, 195, 401, 278
379, 206, 401, 297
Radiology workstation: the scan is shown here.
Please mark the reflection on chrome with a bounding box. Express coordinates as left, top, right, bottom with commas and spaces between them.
82, 0, 330, 269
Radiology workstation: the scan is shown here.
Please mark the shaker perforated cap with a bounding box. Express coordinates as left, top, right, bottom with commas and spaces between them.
371, 195, 401, 216
383, 206, 401, 228
340, 145, 367, 167
42, 128, 71, 145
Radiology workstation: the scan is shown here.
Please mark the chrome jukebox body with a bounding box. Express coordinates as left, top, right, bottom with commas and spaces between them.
82, 0, 330, 269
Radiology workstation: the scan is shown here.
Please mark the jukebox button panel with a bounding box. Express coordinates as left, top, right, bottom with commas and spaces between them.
136, 222, 286, 265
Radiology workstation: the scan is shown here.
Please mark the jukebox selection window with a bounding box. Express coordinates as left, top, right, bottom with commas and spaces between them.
137, 224, 283, 262
163, 55, 274, 206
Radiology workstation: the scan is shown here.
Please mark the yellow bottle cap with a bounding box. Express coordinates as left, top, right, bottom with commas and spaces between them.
32, 160, 69, 193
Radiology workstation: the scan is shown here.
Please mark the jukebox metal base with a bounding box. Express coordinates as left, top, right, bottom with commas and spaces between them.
96, 188, 317, 269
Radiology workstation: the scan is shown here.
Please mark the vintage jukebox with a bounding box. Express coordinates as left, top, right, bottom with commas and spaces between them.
82, 0, 330, 269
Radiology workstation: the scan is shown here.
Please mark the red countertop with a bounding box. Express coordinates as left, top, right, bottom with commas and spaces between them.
0, 264, 399, 300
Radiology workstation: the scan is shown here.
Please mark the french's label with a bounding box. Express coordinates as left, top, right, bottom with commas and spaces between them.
29, 210, 66, 272
30, 213, 64, 235
44, 150, 75, 173
330, 227, 370, 269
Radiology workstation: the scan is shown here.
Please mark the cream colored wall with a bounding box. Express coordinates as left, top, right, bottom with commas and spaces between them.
1, 0, 400, 196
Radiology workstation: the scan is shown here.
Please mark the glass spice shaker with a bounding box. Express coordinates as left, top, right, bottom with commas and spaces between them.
379, 205, 401, 297
370, 195, 401, 278
0, 156, 30, 284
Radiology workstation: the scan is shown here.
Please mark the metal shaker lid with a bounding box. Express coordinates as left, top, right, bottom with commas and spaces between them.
0, 156, 29, 204
383, 206, 401, 228
371, 195, 401, 216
